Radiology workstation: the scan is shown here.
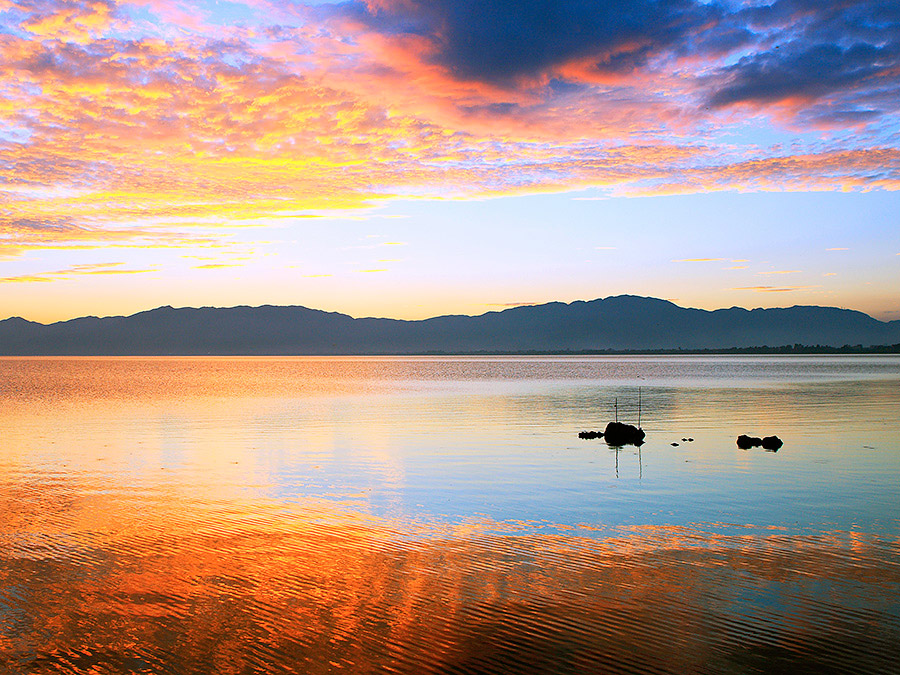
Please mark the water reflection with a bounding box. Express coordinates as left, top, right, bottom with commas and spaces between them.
1, 486, 898, 674
613, 445, 642, 480
1, 356, 899, 673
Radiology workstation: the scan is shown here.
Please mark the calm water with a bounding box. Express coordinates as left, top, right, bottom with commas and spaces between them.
1, 356, 898, 674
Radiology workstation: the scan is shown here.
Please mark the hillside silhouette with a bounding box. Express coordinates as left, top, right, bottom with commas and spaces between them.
1, 295, 899, 355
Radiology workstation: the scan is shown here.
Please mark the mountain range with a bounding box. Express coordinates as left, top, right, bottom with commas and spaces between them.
1, 295, 899, 355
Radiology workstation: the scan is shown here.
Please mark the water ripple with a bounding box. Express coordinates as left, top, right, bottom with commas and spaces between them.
2, 356, 899, 673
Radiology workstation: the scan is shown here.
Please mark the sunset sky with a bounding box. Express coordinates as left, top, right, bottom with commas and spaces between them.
2, 0, 899, 323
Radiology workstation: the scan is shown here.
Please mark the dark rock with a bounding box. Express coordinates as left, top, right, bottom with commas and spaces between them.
681, 438, 688, 441
736, 434, 763, 449
671, 442, 679, 446
603, 421, 645, 446
578, 430, 603, 440
761, 435, 783, 451
737, 434, 782, 450
687, 438, 694, 442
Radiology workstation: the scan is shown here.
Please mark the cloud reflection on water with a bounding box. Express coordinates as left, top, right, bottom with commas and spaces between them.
1, 479, 898, 674
1, 356, 899, 672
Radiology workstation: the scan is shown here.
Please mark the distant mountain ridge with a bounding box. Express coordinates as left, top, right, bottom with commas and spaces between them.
2, 295, 899, 355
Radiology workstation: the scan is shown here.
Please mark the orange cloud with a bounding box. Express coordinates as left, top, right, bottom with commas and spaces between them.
731, 285, 822, 293
21, 0, 115, 44
192, 263, 242, 270
0, 262, 158, 283
1, 0, 897, 271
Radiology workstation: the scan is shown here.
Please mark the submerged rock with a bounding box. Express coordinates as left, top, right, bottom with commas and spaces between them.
578, 430, 603, 440
604, 421, 645, 446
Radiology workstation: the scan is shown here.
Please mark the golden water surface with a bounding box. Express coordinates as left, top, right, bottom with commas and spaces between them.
1, 356, 898, 673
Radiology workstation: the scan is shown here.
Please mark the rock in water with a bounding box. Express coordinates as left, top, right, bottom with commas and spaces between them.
761, 435, 783, 451
603, 421, 645, 446
736, 434, 763, 449
737, 434, 782, 450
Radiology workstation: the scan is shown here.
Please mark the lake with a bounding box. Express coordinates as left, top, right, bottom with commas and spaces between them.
1, 356, 898, 673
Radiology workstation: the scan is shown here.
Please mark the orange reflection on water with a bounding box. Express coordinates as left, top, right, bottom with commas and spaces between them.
1, 477, 898, 674
2, 356, 900, 673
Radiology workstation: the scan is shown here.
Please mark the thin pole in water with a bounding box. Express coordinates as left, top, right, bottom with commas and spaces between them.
615, 397, 618, 423
638, 387, 642, 429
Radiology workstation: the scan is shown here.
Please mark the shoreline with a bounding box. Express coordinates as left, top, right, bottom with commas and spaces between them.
1, 345, 899, 357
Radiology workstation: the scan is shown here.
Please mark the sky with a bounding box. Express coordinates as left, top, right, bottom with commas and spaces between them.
1, 0, 899, 323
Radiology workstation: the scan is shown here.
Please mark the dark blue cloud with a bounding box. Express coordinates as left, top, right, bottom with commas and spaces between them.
708, 41, 899, 107
708, 0, 900, 120
334, 0, 900, 126
342, 0, 725, 83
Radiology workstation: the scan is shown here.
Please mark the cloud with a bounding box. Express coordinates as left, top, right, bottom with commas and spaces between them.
705, 0, 900, 125
731, 285, 821, 293
0, 0, 898, 270
330, 0, 900, 134
19, 0, 117, 44
0, 210, 234, 259
627, 148, 900, 196
344, 0, 724, 86
673, 258, 726, 262
709, 43, 896, 108
0, 262, 158, 283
